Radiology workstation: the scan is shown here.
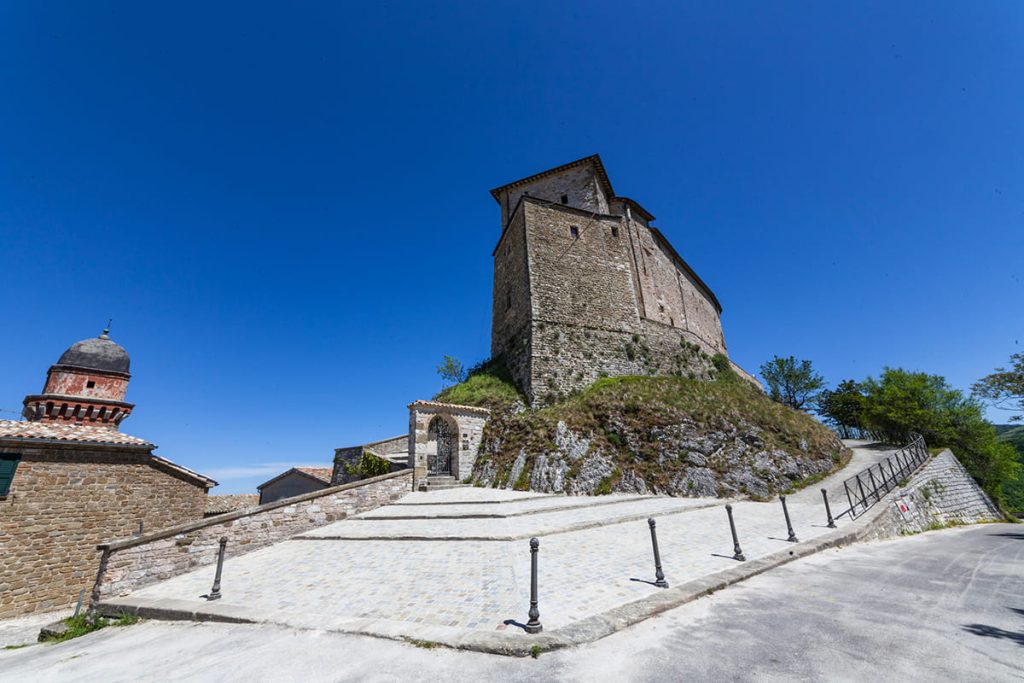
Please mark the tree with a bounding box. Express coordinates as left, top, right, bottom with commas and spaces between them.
758, 356, 825, 410
972, 353, 1024, 422
816, 380, 865, 438
860, 367, 1019, 504
436, 355, 466, 386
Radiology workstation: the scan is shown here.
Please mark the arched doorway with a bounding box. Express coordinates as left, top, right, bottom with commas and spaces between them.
427, 415, 455, 476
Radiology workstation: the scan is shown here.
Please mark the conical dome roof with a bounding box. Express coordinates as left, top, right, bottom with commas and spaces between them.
56, 329, 130, 374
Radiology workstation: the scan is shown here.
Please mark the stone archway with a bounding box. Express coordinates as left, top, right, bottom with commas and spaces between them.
426, 415, 456, 476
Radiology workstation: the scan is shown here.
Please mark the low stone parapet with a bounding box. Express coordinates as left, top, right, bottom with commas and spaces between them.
865, 450, 1002, 538
90, 469, 412, 603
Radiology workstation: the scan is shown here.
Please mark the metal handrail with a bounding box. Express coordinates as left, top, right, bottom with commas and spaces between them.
840, 435, 930, 519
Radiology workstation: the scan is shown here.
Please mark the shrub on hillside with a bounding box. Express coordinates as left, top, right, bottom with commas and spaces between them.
344, 451, 392, 479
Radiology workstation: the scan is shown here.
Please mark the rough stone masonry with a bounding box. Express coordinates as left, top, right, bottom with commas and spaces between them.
489, 155, 757, 405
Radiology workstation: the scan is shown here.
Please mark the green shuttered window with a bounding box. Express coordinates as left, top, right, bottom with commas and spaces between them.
0, 454, 20, 496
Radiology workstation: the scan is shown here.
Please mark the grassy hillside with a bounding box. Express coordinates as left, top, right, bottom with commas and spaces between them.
439, 362, 848, 498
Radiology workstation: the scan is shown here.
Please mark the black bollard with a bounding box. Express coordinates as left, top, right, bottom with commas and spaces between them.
647, 518, 669, 588
524, 537, 542, 634
726, 504, 745, 561
207, 537, 227, 601
821, 488, 836, 528
780, 495, 799, 543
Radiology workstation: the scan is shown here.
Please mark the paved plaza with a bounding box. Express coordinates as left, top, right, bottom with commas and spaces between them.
102, 442, 896, 645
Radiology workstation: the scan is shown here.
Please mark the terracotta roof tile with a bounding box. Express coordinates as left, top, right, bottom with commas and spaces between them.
293, 466, 334, 484
0, 419, 153, 447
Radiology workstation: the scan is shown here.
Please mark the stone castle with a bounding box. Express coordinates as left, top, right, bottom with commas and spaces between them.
490, 154, 754, 404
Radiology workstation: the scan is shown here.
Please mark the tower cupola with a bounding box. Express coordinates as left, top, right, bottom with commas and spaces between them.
22, 328, 135, 429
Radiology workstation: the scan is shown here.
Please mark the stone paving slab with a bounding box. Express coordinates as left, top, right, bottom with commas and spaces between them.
358, 493, 650, 519
300, 495, 720, 540
394, 488, 558, 505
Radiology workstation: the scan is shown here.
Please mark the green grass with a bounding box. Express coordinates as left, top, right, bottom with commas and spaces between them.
3, 643, 31, 650
39, 613, 142, 644
434, 357, 524, 409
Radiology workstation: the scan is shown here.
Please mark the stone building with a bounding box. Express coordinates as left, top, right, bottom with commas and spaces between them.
332, 434, 409, 484
257, 466, 334, 505
490, 155, 755, 404
0, 329, 215, 619
407, 401, 489, 490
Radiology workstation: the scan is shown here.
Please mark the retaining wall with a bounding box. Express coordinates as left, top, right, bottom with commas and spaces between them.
866, 449, 1002, 539
90, 470, 413, 602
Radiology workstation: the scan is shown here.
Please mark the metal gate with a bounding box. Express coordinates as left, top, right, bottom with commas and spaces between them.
428, 416, 454, 475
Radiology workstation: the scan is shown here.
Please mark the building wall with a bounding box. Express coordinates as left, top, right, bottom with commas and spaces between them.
491, 207, 534, 393
44, 368, 128, 402
496, 163, 611, 229
0, 444, 208, 618
258, 472, 328, 505
492, 195, 731, 404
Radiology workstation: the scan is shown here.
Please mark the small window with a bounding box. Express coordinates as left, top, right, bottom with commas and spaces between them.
0, 455, 21, 497
506, 293, 512, 310
86, 380, 96, 389
561, 194, 568, 204
659, 304, 665, 312
570, 226, 579, 238
670, 317, 675, 326
611, 226, 619, 237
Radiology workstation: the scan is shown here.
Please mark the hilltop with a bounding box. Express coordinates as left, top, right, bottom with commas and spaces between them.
436, 361, 848, 498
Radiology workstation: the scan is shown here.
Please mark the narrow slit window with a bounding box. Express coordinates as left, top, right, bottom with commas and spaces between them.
611, 226, 619, 237
506, 293, 512, 310
561, 194, 568, 204
570, 226, 579, 238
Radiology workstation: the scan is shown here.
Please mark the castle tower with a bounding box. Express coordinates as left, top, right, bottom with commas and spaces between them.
21, 328, 135, 429
490, 155, 749, 405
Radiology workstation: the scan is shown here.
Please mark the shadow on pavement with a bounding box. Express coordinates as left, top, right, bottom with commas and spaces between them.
986, 533, 1024, 540
962, 624, 1024, 647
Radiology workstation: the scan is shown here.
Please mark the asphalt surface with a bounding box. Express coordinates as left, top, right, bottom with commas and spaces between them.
1, 524, 1021, 682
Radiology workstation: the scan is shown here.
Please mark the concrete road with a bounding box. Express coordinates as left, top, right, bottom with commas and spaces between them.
2, 524, 1021, 682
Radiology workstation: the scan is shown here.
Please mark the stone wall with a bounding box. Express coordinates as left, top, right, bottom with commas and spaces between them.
332, 434, 409, 484
496, 163, 611, 229
91, 470, 413, 602
0, 443, 208, 618
865, 450, 1002, 539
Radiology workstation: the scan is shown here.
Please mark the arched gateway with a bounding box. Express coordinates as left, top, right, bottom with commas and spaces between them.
408, 400, 490, 490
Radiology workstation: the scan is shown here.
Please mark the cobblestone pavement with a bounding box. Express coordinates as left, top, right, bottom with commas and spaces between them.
121, 444, 894, 636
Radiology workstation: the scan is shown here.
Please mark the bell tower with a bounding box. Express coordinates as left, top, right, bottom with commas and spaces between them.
22, 327, 135, 429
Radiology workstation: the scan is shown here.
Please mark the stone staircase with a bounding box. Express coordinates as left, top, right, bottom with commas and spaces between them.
424, 475, 469, 491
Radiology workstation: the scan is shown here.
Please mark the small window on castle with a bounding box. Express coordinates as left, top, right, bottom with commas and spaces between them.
659, 304, 665, 312
0, 454, 21, 497
561, 194, 568, 204
611, 226, 619, 237
86, 380, 96, 389
670, 317, 675, 326
570, 226, 579, 238
506, 293, 512, 310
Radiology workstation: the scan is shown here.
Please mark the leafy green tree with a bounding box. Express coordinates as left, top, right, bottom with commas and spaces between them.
436, 355, 466, 386
759, 356, 825, 410
860, 367, 1019, 504
972, 353, 1024, 422
816, 380, 865, 438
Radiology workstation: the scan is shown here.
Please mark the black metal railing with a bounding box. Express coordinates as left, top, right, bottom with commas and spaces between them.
840, 435, 930, 518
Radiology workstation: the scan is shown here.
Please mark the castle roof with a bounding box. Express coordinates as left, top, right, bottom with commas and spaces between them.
490, 154, 615, 202
56, 330, 131, 375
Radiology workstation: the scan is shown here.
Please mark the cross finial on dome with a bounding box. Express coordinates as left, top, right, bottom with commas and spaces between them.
100, 319, 112, 339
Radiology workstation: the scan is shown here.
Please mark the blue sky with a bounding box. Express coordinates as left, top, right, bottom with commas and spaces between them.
1, 2, 1021, 493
